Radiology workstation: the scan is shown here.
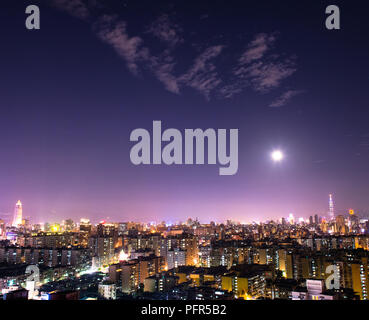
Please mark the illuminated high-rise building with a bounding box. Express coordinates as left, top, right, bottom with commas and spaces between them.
79, 218, 92, 233
314, 214, 319, 224
0, 219, 6, 239
12, 200, 23, 227
335, 215, 346, 234
287, 213, 295, 225
329, 194, 335, 221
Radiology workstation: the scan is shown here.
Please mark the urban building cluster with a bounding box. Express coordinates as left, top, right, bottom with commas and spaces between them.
1, 197, 369, 300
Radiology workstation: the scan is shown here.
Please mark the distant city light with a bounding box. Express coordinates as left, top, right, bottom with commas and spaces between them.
119, 250, 129, 261
287, 213, 295, 224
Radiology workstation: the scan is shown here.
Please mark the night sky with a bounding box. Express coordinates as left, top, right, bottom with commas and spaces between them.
0, 0, 368, 224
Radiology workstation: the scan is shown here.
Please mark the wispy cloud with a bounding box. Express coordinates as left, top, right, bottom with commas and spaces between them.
51, 0, 91, 20
239, 33, 276, 64
146, 14, 224, 98
218, 33, 297, 98
219, 81, 246, 99
47, 3, 299, 101
269, 89, 304, 107
149, 52, 180, 94
93, 15, 149, 75
146, 45, 224, 99
236, 60, 296, 93
178, 46, 224, 99
146, 14, 183, 47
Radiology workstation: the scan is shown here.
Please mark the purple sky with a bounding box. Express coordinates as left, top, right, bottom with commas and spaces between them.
0, 0, 369, 224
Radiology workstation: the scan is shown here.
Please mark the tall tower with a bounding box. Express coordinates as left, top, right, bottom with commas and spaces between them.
329, 194, 335, 221
12, 200, 23, 227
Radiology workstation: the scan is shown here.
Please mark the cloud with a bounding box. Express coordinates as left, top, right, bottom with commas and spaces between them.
236, 60, 296, 93
51, 0, 91, 20
146, 46, 225, 98
219, 82, 246, 98
93, 15, 149, 75
178, 46, 224, 99
149, 52, 180, 94
269, 90, 304, 107
46, 3, 299, 101
239, 33, 276, 64
92, 14, 224, 99
218, 33, 297, 97
146, 14, 183, 47
145, 14, 183, 94
93, 14, 184, 94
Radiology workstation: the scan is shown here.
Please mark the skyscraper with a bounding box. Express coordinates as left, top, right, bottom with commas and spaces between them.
12, 200, 23, 227
0, 219, 5, 239
314, 214, 319, 224
329, 194, 335, 221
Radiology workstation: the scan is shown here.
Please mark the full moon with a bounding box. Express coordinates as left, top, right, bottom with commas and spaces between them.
271, 150, 284, 162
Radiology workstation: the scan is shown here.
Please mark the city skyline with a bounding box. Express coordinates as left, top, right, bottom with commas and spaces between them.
0, 193, 365, 225
1, 194, 369, 301
1, 1, 369, 223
